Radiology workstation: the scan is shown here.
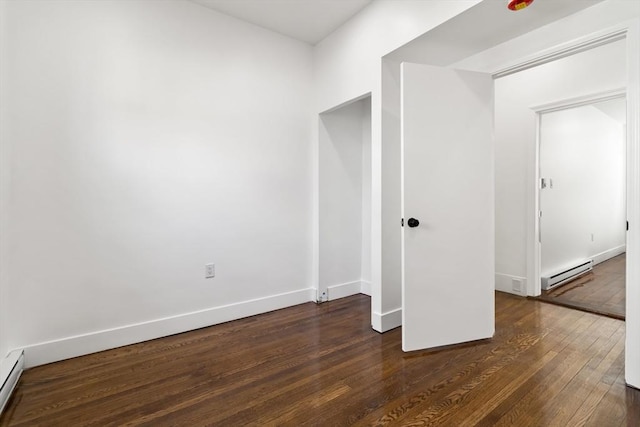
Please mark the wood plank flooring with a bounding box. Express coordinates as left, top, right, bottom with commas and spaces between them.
535, 254, 626, 320
1, 292, 639, 426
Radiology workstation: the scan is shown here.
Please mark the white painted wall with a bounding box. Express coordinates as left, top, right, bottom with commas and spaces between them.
319, 97, 371, 300
494, 39, 626, 295
361, 99, 372, 293
380, 58, 403, 322
540, 103, 626, 276
0, 0, 9, 367
314, 0, 481, 113
0, 0, 313, 367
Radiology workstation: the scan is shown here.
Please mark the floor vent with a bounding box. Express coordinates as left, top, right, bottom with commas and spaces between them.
0, 350, 24, 415
542, 259, 593, 291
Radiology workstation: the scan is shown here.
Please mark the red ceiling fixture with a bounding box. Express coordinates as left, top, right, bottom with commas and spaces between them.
508, 0, 534, 11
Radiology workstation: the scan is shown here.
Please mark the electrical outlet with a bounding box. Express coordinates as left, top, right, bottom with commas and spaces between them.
205, 263, 215, 278
512, 278, 523, 293
316, 290, 328, 304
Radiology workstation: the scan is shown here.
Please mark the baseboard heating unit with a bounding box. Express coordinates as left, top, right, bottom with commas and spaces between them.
541, 259, 593, 291
0, 350, 24, 415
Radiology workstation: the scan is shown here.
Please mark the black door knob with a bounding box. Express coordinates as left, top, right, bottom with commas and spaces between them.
407, 218, 420, 228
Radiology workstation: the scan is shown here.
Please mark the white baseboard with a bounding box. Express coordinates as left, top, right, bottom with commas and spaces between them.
371, 308, 402, 333
21, 288, 315, 369
327, 281, 371, 301
360, 280, 372, 296
495, 273, 527, 296
0, 350, 24, 415
591, 244, 626, 266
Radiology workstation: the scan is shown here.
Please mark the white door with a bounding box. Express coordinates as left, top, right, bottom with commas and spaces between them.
401, 62, 495, 352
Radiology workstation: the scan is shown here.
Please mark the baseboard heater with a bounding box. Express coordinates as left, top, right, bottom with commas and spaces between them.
0, 350, 24, 415
541, 259, 593, 290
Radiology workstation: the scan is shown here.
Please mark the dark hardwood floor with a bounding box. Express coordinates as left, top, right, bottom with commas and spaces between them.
1, 292, 638, 426
535, 254, 626, 320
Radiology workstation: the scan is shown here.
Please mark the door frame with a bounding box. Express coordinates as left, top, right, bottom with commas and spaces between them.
531, 88, 627, 296
316, 93, 373, 303
488, 23, 638, 302
492, 21, 639, 387
373, 15, 640, 386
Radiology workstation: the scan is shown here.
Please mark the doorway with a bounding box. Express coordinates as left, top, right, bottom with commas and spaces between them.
318, 95, 372, 302
534, 96, 627, 319
376, 0, 640, 387
395, 31, 634, 356
493, 37, 627, 299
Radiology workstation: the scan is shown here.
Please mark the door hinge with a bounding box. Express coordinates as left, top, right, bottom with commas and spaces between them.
401, 218, 404, 227
627, 221, 629, 231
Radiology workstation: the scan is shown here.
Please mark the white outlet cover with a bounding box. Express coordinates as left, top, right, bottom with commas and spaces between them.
205, 264, 215, 278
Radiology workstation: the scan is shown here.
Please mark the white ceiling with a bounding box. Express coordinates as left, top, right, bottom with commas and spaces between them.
190, 0, 373, 45
386, 0, 606, 66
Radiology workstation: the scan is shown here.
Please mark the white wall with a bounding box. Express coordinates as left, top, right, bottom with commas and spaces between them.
361, 99, 372, 292
540, 103, 626, 276
319, 97, 371, 300
0, 0, 9, 367
314, 0, 481, 113
494, 39, 626, 295
0, 0, 314, 367
380, 58, 403, 320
